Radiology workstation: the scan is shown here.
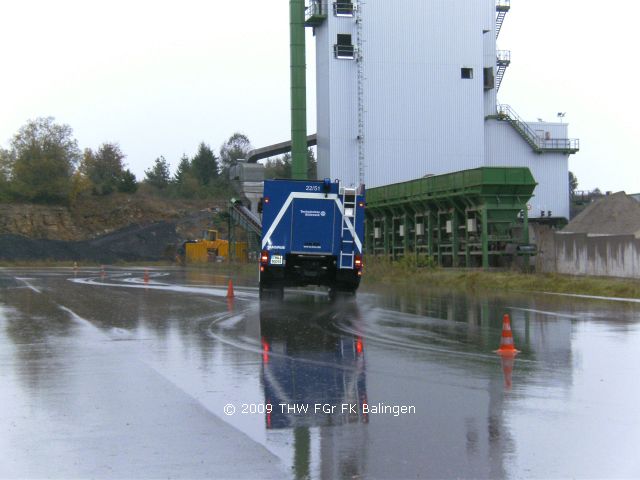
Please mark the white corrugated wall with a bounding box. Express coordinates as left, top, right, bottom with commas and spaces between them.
484, 119, 570, 219
315, 0, 491, 188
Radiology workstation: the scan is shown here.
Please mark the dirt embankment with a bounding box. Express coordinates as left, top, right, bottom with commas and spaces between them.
0, 193, 229, 262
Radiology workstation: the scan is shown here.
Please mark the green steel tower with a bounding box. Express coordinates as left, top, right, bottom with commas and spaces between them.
290, 0, 308, 179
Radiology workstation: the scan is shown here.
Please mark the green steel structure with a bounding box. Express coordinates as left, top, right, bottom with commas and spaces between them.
365, 167, 537, 268
290, 0, 308, 180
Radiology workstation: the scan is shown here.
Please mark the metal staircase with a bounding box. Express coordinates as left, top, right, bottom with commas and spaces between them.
228, 201, 262, 259
495, 104, 580, 154
496, 50, 511, 91
495, 0, 510, 38
339, 186, 357, 269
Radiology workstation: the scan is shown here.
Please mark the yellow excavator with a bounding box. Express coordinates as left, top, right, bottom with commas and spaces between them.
181, 229, 247, 263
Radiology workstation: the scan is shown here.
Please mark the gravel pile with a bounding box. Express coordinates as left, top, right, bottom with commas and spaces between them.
0, 221, 180, 262
563, 192, 640, 235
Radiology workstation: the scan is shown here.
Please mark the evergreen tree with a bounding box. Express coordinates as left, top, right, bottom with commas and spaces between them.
264, 148, 316, 180
119, 169, 138, 193
173, 154, 192, 184
307, 148, 318, 180
191, 143, 219, 185
144, 156, 171, 189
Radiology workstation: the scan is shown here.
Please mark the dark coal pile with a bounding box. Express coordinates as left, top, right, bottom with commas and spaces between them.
0, 221, 180, 263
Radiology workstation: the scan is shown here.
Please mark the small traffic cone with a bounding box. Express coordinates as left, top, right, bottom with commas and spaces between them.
495, 313, 519, 355
226, 279, 235, 299
143, 269, 150, 283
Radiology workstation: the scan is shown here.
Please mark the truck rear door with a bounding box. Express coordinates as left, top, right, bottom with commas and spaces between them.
290, 198, 336, 254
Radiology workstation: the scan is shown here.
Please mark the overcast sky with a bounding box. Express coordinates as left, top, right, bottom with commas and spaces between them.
1, 0, 638, 193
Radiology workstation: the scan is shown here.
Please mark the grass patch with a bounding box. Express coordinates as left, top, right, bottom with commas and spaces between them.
362, 257, 640, 300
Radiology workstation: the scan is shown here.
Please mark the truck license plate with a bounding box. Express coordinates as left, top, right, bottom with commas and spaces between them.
270, 255, 283, 265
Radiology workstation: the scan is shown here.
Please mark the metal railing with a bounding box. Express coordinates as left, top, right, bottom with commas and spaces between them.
334, 44, 355, 59
497, 50, 511, 64
539, 138, 580, 151
496, 0, 511, 12
306, 0, 326, 19
496, 104, 580, 153
229, 201, 261, 237
333, 2, 355, 16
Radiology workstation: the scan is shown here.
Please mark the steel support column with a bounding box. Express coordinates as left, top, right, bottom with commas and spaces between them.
522, 205, 530, 269
481, 206, 489, 269
451, 210, 459, 267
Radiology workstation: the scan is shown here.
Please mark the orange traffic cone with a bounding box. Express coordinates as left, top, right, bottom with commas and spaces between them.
143, 269, 150, 283
226, 279, 235, 299
495, 313, 519, 355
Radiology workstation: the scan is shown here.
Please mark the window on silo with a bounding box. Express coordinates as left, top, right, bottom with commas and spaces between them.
483, 67, 494, 89
334, 34, 355, 59
334, 2, 355, 17
461, 67, 473, 79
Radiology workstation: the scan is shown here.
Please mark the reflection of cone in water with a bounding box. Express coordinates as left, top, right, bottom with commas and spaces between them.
143, 269, 150, 283
227, 297, 234, 313
226, 279, 234, 299
100, 265, 105, 277
501, 354, 516, 390
73, 262, 78, 275
495, 313, 520, 355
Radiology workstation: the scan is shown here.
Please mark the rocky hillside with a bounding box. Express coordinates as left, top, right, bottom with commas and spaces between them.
0, 194, 225, 241
0, 193, 231, 262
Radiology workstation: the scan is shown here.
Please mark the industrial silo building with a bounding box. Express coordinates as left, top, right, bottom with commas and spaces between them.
306, 0, 578, 221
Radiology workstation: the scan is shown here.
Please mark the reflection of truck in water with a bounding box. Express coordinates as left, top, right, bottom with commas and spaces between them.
259, 179, 365, 299
179, 229, 247, 263
259, 303, 368, 429
259, 302, 368, 479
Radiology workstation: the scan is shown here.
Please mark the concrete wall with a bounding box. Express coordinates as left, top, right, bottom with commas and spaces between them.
554, 233, 640, 278
530, 224, 556, 273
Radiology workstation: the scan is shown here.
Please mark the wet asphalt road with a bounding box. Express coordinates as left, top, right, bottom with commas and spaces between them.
1, 267, 639, 479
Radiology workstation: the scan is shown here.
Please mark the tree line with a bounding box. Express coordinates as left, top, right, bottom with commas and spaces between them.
0, 117, 313, 205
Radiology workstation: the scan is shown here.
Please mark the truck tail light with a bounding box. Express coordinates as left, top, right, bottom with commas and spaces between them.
354, 254, 363, 269
260, 250, 269, 265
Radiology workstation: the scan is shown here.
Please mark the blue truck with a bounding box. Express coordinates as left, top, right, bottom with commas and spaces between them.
259, 178, 365, 299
